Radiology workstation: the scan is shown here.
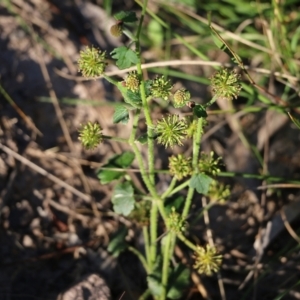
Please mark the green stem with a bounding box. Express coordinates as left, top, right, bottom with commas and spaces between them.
204, 95, 218, 108
149, 202, 158, 269
143, 226, 151, 268
135, 0, 155, 186
177, 233, 197, 251
128, 246, 150, 274
102, 135, 128, 143
192, 117, 203, 175
218, 171, 300, 183
103, 74, 119, 86
160, 232, 173, 300
156, 199, 168, 223
181, 117, 204, 219
130, 142, 158, 198
139, 288, 152, 300
161, 177, 177, 200
181, 187, 194, 221
149, 199, 168, 273
167, 179, 190, 197
135, 0, 148, 42
135, 0, 160, 277
129, 108, 141, 143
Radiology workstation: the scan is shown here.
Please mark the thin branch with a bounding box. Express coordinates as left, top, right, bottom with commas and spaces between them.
55, 60, 299, 83
0, 142, 91, 202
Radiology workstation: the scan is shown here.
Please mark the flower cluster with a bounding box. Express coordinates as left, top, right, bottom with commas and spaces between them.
173, 88, 191, 108
151, 76, 173, 101
167, 207, 186, 234
110, 22, 123, 37
169, 154, 192, 180
124, 71, 140, 92
129, 201, 151, 226
198, 151, 222, 176
78, 46, 106, 78
193, 244, 222, 276
210, 68, 241, 100
207, 180, 230, 203
78, 122, 103, 150
156, 115, 188, 148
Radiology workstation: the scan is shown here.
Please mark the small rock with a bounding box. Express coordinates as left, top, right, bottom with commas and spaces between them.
57, 273, 111, 300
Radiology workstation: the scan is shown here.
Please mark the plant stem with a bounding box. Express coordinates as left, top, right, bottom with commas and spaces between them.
130, 142, 158, 198
135, 0, 155, 186
139, 288, 152, 300
129, 109, 141, 143
160, 232, 173, 300
181, 187, 194, 221
143, 226, 151, 269
103, 74, 118, 86
204, 95, 218, 108
102, 135, 128, 143
181, 117, 204, 219
167, 179, 190, 197
128, 246, 149, 274
177, 233, 197, 251
161, 177, 177, 200
149, 201, 158, 269
134, 0, 160, 273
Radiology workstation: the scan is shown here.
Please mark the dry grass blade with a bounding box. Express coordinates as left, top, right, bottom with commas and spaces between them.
0, 142, 91, 202
55, 59, 299, 83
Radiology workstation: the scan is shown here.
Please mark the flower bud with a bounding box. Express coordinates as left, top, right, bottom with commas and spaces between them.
173, 88, 191, 108
124, 71, 140, 92
110, 22, 123, 37
78, 122, 103, 150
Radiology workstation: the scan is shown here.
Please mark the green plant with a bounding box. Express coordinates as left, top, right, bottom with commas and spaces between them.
76, 1, 299, 299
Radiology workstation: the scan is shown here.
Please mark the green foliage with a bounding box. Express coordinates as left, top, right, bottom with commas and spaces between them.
193, 105, 207, 118
96, 151, 135, 184
112, 181, 135, 216
110, 46, 138, 69
136, 133, 148, 144
147, 257, 190, 299
190, 173, 213, 195
113, 104, 129, 124
114, 11, 138, 23
167, 264, 190, 299
107, 226, 128, 257
147, 256, 164, 297
164, 196, 185, 215
117, 82, 142, 108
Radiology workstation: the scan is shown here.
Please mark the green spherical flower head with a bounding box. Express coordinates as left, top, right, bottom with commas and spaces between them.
125, 71, 140, 92
167, 207, 186, 234
173, 88, 191, 108
78, 122, 103, 150
156, 115, 188, 148
169, 154, 192, 180
78, 46, 106, 78
110, 22, 123, 37
151, 76, 173, 101
193, 244, 222, 276
198, 151, 222, 176
128, 201, 151, 226
207, 180, 230, 203
210, 68, 241, 100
